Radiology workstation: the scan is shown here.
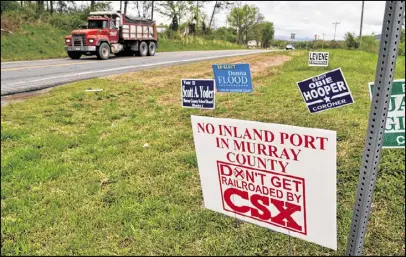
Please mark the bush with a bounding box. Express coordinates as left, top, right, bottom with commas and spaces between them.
170, 15, 179, 31
160, 29, 182, 40
344, 32, 357, 49
313, 40, 323, 49
271, 39, 287, 49
398, 42, 405, 56
1, 7, 86, 32
0, 1, 20, 14
178, 22, 189, 33
211, 27, 237, 44
47, 13, 85, 30
294, 41, 308, 49
327, 40, 345, 49
359, 35, 379, 54
1, 9, 38, 31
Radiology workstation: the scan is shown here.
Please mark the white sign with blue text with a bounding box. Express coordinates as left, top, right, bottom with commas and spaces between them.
212, 64, 253, 93
296, 68, 354, 113
181, 79, 215, 109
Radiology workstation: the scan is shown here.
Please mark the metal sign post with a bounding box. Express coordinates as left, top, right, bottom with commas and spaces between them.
346, 1, 405, 256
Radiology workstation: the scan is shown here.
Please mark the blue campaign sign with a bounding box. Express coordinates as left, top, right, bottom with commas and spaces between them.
181, 79, 215, 109
212, 64, 253, 93
296, 68, 354, 113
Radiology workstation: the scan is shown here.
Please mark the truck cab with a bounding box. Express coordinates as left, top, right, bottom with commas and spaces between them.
64, 11, 157, 60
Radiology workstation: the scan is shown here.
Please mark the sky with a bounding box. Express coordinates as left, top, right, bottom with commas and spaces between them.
110, 1, 386, 41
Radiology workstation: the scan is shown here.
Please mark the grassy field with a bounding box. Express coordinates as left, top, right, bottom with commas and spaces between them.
1, 49, 405, 256
0, 24, 69, 62
0, 25, 244, 62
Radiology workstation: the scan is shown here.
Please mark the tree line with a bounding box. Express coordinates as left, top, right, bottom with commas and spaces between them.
2, 1, 404, 53
1, 1, 275, 48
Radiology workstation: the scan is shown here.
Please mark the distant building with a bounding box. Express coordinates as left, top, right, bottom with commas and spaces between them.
375, 34, 381, 41
247, 40, 261, 48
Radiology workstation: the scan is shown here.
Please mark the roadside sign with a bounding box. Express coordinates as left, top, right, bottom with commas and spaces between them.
191, 115, 337, 250
369, 79, 405, 148
308, 52, 329, 66
297, 68, 354, 113
181, 79, 215, 109
212, 64, 253, 93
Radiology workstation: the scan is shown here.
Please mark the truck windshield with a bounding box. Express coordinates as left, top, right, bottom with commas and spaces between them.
88, 20, 108, 29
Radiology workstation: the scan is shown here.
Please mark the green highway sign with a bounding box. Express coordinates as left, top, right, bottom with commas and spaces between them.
369, 79, 405, 148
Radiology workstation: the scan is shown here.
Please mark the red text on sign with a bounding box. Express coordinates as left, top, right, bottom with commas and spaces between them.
217, 161, 307, 235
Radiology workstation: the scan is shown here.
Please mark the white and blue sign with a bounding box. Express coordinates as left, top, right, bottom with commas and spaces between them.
296, 68, 354, 113
181, 79, 215, 109
212, 64, 253, 93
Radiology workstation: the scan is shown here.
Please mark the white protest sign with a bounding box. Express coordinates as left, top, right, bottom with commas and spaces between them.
191, 115, 337, 250
309, 52, 329, 66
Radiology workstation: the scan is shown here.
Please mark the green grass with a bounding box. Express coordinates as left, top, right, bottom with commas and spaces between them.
1, 25, 243, 62
1, 50, 405, 256
1, 24, 69, 62
157, 36, 244, 52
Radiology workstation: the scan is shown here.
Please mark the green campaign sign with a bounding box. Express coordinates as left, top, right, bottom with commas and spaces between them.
369, 79, 405, 148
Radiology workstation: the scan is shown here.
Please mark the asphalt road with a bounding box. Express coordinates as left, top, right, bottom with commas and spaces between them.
1, 50, 275, 96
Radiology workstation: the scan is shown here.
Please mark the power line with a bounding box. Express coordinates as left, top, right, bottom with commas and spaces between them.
333, 21, 340, 41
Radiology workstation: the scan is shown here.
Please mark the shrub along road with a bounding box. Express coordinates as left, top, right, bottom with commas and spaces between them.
1, 49, 274, 96
1, 50, 404, 255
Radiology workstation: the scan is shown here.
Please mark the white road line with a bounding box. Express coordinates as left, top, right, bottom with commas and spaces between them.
3, 51, 273, 87
0, 50, 263, 65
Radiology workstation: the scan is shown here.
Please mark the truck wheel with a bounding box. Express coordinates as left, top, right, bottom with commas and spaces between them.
148, 42, 156, 56
139, 41, 148, 57
96, 42, 110, 60
67, 51, 81, 59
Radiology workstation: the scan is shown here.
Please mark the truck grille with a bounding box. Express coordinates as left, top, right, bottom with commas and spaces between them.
72, 34, 87, 46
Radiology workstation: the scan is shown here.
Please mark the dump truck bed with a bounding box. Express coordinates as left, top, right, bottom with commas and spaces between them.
121, 15, 157, 41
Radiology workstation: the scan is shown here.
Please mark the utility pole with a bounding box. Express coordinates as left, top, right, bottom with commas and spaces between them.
209, 1, 219, 30
196, 1, 199, 30
313, 34, 317, 49
333, 21, 340, 41
322, 33, 325, 49
124, 1, 128, 15
151, 1, 154, 20
359, 1, 365, 48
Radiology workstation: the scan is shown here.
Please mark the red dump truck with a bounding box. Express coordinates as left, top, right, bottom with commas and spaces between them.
64, 11, 158, 60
